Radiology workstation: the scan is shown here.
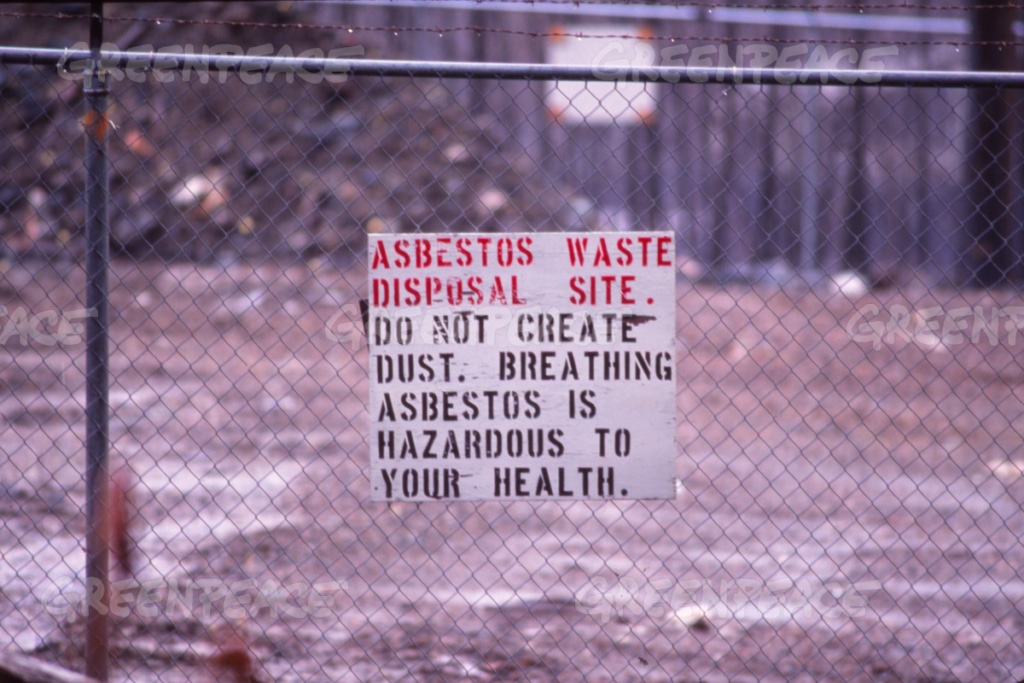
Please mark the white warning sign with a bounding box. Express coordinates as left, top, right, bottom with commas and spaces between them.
368, 231, 676, 501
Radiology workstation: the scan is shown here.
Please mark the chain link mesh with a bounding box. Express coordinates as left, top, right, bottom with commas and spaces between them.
2, 39, 1024, 683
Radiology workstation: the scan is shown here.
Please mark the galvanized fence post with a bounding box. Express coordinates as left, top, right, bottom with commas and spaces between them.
83, 2, 110, 681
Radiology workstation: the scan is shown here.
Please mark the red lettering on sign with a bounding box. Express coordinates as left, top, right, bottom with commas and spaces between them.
565, 236, 672, 267
372, 275, 526, 307
371, 237, 533, 270
567, 275, 636, 305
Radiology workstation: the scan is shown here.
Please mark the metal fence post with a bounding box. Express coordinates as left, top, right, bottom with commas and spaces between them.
83, 2, 110, 681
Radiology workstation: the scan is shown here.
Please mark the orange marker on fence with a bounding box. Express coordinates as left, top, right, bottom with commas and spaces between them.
108, 468, 135, 578
209, 624, 263, 683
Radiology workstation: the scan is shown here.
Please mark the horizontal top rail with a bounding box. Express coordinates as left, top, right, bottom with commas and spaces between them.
3, 46, 1024, 87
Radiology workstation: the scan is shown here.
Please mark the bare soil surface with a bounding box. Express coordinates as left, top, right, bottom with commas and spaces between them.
2, 257, 1023, 682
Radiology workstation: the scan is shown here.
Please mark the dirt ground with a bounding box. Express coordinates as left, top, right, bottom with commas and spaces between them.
1, 256, 1023, 682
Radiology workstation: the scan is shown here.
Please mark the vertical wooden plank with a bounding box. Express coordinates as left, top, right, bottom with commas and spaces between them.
778, 88, 804, 268
842, 84, 871, 274
669, 61, 710, 260
750, 19, 791, 271
754, 84, 783, 263
514, 26, 550, 187
797, 84, 823, 274
918, 90, 947, 284
884, 87, 920, 282
940, 89, 974, 286
966, 0, 1020, 285
909, 87, 932, 277
627, 109, 658, 231
817, 86, 846, 275
729, 82, 760, 271
601, 123, 629, 227
651, 28, 688, 248
469, 8, 490, 116
707, 82, 735, 274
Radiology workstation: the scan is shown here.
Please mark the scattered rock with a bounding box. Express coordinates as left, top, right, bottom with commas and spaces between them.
829, 270, 869, 297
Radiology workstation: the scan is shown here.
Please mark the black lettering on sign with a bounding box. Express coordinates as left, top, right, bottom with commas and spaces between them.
497, 350, 672, 381
493, 465, 613, 498
378, 428, 564, 459
380, 467, 461, 499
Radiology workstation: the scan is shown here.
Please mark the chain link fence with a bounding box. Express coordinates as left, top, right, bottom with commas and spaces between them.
2, 10, 1024, 683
